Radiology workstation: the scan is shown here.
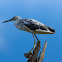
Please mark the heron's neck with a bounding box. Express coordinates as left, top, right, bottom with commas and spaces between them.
16, 18, 22, 21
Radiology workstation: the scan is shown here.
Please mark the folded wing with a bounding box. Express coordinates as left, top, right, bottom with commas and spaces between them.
21, 19, 55, 33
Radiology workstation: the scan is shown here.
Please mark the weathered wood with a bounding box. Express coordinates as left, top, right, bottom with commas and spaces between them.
37, 41, 47, 62
24, 41, 47, 62
28, 40, 41, 62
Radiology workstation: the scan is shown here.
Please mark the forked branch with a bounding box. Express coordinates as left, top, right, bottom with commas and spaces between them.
24, 40, 47, 62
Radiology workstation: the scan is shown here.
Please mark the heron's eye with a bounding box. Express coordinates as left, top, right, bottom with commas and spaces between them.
12, 17, 16, 20
12, 17, 15, 19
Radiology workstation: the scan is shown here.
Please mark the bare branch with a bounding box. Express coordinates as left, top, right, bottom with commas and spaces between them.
24, 52, 33, 59
37, 41, 47, 62
24, 40, 47, 62
28, 40, 41, 62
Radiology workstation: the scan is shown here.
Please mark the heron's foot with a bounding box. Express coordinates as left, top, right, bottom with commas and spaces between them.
29, 47, 34, 53
29, 42, 36, 53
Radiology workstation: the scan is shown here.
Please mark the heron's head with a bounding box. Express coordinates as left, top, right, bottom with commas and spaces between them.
3, 16, 22, 23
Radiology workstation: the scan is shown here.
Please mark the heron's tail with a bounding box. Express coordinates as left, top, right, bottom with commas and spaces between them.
48, 27, 55, 34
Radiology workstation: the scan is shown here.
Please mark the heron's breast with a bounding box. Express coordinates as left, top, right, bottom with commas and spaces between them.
14, 22, 33, 33
14, 21, 22, 30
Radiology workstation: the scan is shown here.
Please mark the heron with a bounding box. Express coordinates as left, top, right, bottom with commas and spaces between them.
3, 16, 55, 52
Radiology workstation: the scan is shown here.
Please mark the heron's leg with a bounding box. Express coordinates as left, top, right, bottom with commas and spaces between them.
34, 34, 39, 41
29, 33, 36, 53
33, 33, 36, 49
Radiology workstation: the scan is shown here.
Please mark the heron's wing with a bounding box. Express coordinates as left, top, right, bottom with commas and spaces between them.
21, 19, 47, 31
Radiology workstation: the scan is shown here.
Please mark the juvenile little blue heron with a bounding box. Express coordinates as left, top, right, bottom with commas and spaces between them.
3, 16, 55, 52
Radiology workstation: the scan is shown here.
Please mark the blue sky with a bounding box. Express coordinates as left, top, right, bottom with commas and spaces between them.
0, 0, 62, 62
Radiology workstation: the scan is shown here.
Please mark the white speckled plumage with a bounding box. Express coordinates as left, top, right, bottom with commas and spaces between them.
3, 16, 55, 34
3, 16, 55, 52
14, 16, 55, 34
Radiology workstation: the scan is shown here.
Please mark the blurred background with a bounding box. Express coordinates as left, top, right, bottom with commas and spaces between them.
0, 0, 62, 62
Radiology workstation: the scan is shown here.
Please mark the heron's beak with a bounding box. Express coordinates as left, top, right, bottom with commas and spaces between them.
2, 19, 13, 23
